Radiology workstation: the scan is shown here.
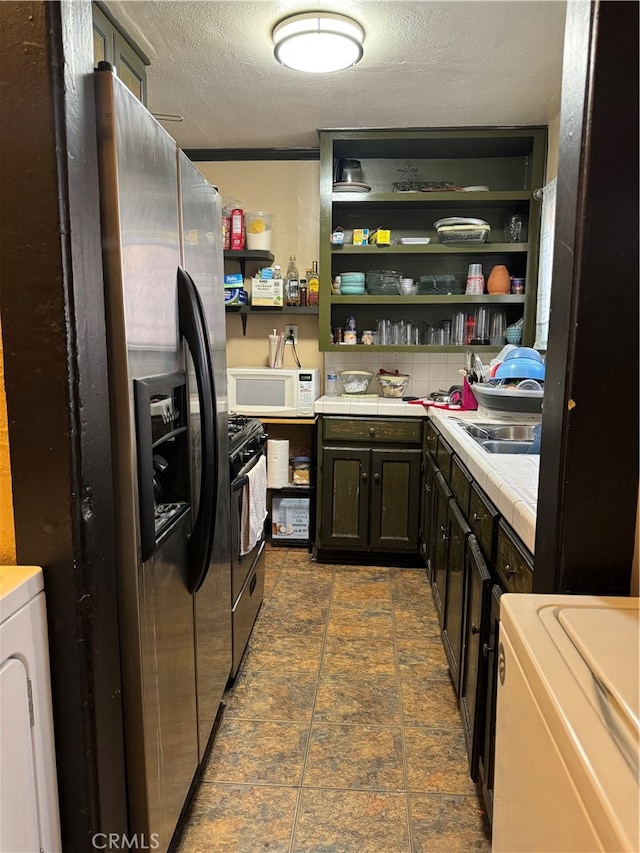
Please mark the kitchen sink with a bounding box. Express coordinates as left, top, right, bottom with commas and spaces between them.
457, 422, 540, 455
478, 440, 535, 455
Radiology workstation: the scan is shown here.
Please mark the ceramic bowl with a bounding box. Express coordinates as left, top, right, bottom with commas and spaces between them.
377, 373, 410, 398
339, 370, 374, 394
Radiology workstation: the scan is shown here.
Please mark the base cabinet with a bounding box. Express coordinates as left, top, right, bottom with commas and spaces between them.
441, 500, 472, 694
479, 584, 503, 823
316, 417, 422, 557
459, 536, 493, 782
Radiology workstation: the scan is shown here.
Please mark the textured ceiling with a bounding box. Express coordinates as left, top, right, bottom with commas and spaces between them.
106, 0, 567, 150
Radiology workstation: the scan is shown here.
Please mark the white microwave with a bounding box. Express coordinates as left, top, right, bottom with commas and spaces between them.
227, 367, 320, 417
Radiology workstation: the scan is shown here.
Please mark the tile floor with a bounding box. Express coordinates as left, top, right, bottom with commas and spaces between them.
176, 547, 491, 853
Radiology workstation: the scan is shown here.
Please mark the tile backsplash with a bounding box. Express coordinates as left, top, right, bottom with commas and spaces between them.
324, 351, 467, 399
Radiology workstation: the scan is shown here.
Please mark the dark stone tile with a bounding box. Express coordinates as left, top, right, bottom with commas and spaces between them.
326, 603, 394, 640
409, 793, 491, 851
321, 636, 397, 676
175, 782, 297, 853
394, 601, 441, 639
388, 568, 431, 602
396, 634, 450, 681
225, 669, 317, 722
401, 676, 460, 729
293, 789, 410, 853
244, 633, 323, 673
202, 718, 309, 785
332, 570, 392, 605
404, 728, 477, 795
314, 673, 401, 725
303, 723, 404, 791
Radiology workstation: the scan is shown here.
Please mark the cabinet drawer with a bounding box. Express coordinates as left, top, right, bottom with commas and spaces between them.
450, 455, 472, 516
424, 420, 439, 457
469, 484, 499, 563
436, 436, 453, 481
496, 520, 533, 593
322, 417, 422, 444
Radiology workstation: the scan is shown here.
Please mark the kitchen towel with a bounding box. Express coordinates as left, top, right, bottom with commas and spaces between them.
267, 439, 289, 488
240, 454, 267, 556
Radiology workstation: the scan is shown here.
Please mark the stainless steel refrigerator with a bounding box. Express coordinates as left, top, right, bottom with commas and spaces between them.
94, 67, 230, 851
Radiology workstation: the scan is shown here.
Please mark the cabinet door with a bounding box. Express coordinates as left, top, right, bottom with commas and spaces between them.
369, 447, 422, 551
441, 500, 471, 694
459, 535, 492, 781
421, 453, 438, 576
431, 472, 452, 624
92, 3, 148, 104
319, 447, 369, 549
479, 584, 502, 826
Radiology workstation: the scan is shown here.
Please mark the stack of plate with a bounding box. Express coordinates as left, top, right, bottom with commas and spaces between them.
434, 217, 490, 244
333, 182, 371, 193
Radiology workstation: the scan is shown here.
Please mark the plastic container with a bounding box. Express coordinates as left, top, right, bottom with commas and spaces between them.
325, 370, 338, 396
245, 211, 274, 250
292, 456, 311, 485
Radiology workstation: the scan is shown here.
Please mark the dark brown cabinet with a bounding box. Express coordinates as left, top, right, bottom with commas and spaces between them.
92, 3, 148, 104
459, 535, 493, 782
441, 500, 472, 694
316, 417, 422, 558
431, 472, 452, 624
421, 452, 438, 579
479, 584, 503, 822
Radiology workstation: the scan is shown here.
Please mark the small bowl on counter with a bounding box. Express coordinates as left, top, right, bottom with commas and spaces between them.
377, 373, 410, 398
339, 370, 375, 395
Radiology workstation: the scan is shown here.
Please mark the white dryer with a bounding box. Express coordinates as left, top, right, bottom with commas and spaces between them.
493, 593, 639, 853
1, 565, 62, 852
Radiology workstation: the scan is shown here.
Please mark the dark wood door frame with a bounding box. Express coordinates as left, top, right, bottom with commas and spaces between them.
0, 1, 127, 846
535, 0, 639, 594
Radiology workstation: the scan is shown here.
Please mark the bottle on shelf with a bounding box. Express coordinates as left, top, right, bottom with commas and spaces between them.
299, 280, 308, 306
307, 261, 319, 306
285, 255, 299, 306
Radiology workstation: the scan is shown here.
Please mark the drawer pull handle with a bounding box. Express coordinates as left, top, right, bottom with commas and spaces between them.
482, 642, 493, 657
369, 427, 376, 437
362, 472, 368, 482
472, 512, 484, 523
373, 473, 380, 484
471, 622, 480, 635
440, 525, 448, 542
505, 563, 516, 577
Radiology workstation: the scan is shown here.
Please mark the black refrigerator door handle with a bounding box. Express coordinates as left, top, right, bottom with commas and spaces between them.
177, 266, 217, 594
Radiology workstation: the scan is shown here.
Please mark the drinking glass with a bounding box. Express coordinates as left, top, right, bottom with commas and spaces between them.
504, 214, 528, 243
451, 311, 466, 346
489, 311, 507, 343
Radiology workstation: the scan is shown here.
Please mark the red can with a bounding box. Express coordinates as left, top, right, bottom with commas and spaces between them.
230, 208, 244, 250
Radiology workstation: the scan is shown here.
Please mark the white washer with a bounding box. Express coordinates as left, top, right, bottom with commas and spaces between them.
1, 566, 62, 852
493, 593, 639, 853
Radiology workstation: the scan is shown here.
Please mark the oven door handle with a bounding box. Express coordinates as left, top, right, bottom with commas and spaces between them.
178, 266, 217, 594
231, 448, 265, 493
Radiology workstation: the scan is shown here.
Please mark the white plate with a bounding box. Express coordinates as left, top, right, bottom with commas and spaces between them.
333, 182, 371, 193
462, 185, 490, 192
400, 237, 431, 245
434, 216, 488, 228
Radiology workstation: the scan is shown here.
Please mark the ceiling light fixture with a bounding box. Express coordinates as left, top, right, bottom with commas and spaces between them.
272, 12, 364, 73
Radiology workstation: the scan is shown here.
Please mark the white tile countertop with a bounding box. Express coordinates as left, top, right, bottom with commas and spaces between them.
314, 396, 539, 552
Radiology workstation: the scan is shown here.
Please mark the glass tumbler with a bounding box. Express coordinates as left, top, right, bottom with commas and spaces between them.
504, 213, 528, 243
451, 311, 466, 346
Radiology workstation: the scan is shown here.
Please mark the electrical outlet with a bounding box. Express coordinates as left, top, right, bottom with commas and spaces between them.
285, 324, 298, 344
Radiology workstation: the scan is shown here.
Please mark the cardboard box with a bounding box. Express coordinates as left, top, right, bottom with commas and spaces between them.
352, 228, 370, 245
224, 287, 248, 305
251, 277, 283, 307
224, 273, 244, 286
271, 496, 310, 540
